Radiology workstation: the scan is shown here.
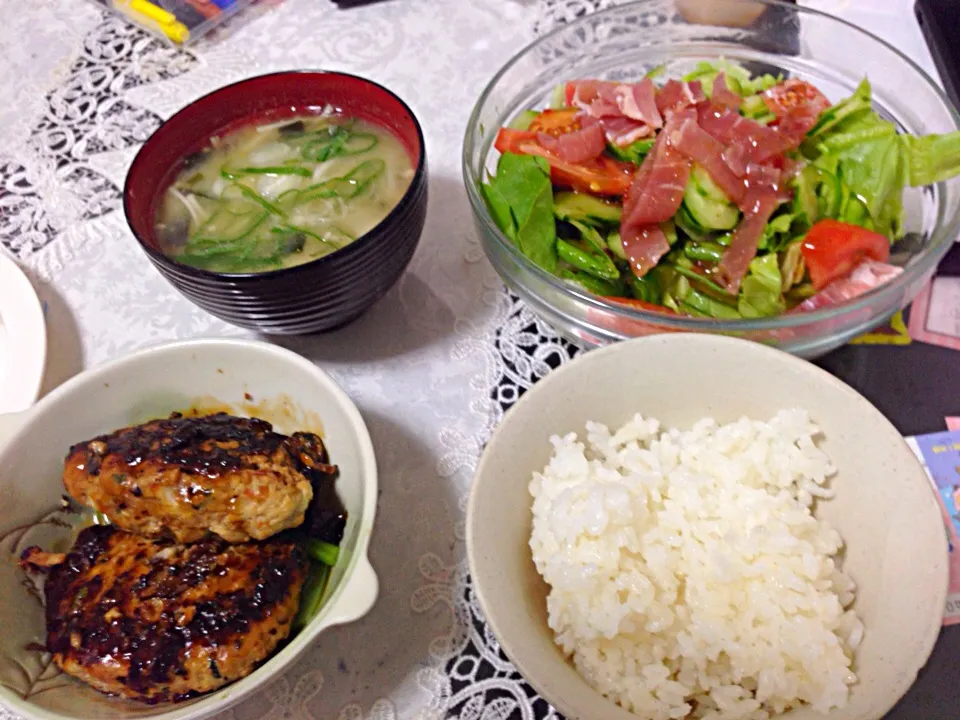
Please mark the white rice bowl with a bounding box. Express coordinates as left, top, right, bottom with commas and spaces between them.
529, 409, 864, 720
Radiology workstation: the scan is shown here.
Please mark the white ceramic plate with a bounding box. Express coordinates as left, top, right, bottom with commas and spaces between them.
0, 255, 46, 414
0, 338, 379, 720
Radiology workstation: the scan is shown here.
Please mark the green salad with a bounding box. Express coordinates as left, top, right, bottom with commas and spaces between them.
482, 61, 960, 318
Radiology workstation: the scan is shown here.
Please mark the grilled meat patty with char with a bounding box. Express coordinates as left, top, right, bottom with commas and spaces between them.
31, 524, 307, 703
63, 413, 337, 544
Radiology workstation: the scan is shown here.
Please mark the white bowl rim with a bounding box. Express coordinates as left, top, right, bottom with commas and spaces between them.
466, 333, 949, 720
0, 254, 47, 414
0, 337, 379, 720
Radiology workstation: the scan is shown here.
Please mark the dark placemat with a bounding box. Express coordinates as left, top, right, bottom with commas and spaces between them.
817, 315, 960, 720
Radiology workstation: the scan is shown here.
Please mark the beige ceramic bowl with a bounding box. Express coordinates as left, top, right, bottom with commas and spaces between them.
467, 334, 948, 720
0, 338, 379, 720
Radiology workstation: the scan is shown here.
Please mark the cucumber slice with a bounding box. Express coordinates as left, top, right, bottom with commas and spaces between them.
509, 110, 540, 131
675, 203, 708, 240
681, 194, 739, 232
661, 219, 678, 246
683, 165, 739, 230
607, 231, 627, 260
816, 168, 843, 219
690, 164, 732, 204
554, 191, 622, 225
791, 164, 820, 224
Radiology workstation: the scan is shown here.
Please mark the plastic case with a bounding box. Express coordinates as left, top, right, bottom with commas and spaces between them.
90, 0, 256, 46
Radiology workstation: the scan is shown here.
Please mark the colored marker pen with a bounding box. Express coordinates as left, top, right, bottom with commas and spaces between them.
111, 0, 190, 43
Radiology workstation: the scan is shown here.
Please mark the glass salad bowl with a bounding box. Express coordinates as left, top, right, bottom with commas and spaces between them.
462, 0, 960, 359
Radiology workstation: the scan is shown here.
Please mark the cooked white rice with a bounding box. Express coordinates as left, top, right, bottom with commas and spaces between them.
529, 409, 863, 720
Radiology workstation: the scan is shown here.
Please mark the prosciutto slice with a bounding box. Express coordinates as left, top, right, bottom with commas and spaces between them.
615, 78, 663, 128
713, 161, 788, 292
622, 116, 692, 228
714, 191, 781, 293
599, 116, 655, 147
568, 80, 621, 116
656, 79, 706, 117
617, 116, 693, 278
696, 104, 795, 175
711, 72, 742, 112
792, 260, 904, 312
622, 224, 672, 278
668, 112, 746, 205
536, 122, 607, 164
569, 79, 664, 147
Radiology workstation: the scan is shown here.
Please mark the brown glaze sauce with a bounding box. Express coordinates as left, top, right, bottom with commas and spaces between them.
69, 413, 292, 480
44, 525, 307, 703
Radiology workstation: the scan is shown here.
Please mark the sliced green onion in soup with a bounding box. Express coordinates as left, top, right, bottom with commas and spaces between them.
156, 115, 413, 274
220, 165, 312, 179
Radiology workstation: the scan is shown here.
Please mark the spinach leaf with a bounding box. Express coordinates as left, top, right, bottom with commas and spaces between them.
480, 182, 516, 239
482, 153, 558, 273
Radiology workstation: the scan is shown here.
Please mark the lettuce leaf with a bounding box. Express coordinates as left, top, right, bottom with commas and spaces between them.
804, 80, 905, 238
682, 59, 779, 98
778, 241, 806, 292
805, 78, 874, 142
758, 212, 810, 252
738, 253, 785, 318
904, 131, 960, 186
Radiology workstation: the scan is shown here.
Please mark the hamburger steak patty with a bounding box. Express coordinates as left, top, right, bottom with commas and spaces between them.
40, 525, 307, 703
63, 412, 337, 544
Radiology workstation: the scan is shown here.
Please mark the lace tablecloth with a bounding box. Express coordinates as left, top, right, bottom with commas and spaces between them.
0, 1, 943, 719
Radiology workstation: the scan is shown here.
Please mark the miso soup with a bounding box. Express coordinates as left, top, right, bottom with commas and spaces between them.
156, 114, 415, 273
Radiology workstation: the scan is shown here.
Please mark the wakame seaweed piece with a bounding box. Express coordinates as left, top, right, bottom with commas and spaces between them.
301, 125, 353, 162
158, 217, 191, 250
180, 149, 211, 173
276, 223, 343, 249
683, 241, 725, 264
271, 229, 307, 255
671, 259, 736, 299
278, 120, 306, 136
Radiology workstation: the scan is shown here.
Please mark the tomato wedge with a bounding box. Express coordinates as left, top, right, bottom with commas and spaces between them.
493, 127, 634, 196
800, 219, 891, 291
602, 296, 677, 314
763, 79, 830, 120
583, 296, 682, 340
494, 128, 538, 155
529, 108, 580, 135
546, 154, 634, 196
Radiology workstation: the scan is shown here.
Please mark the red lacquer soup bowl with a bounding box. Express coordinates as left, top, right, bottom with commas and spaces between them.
124, 71, 428, 335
